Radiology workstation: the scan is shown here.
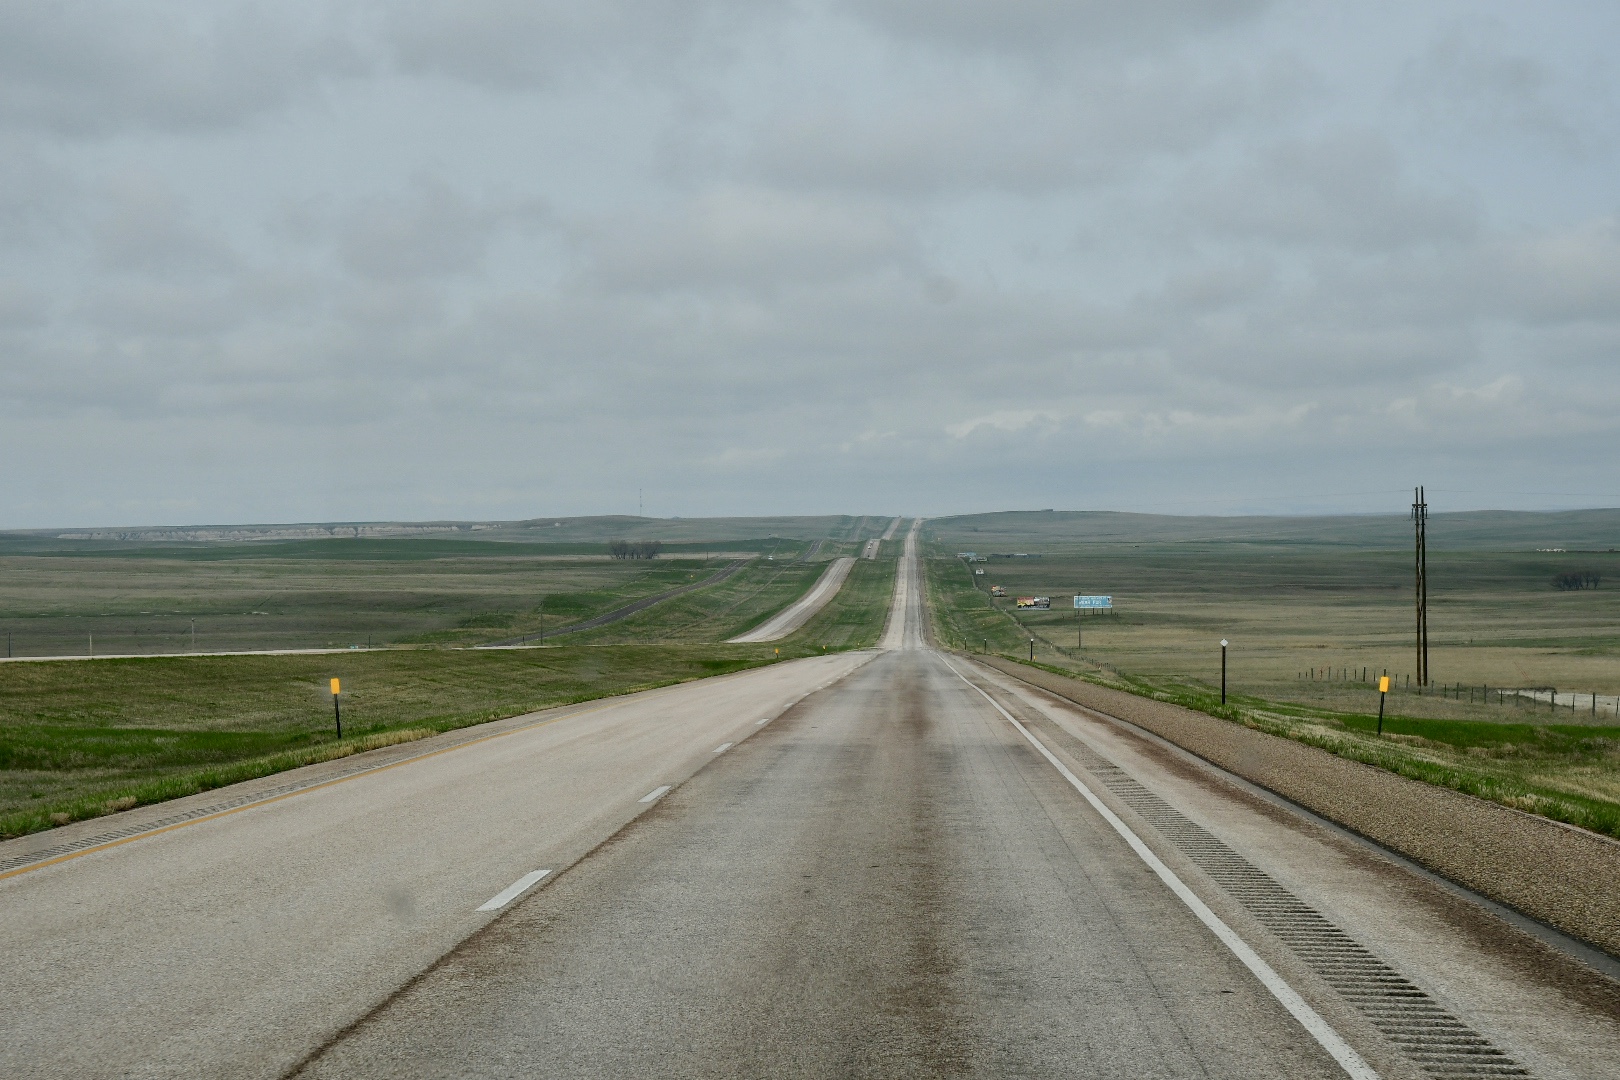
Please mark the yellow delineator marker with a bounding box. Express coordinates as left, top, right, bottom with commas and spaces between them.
331, 678, 343, 738
1377, 675, 1390, 735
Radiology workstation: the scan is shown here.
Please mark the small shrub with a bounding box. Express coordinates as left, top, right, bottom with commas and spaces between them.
1553, 570, 1602, 590
608, 539, 663, 560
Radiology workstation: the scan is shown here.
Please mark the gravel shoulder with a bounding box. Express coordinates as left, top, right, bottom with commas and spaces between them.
977, 655, 1620, 960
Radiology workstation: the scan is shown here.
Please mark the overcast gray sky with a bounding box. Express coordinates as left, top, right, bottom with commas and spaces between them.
2, 1, 1617, 527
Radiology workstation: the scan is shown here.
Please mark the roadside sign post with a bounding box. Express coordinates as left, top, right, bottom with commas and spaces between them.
1220, 640, 1228, 704
331, 678, 342, 738
1073, 596, 1112, 649
1377, 675, 1389, 734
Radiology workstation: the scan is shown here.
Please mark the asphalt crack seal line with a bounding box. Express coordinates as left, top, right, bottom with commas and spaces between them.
939, 656, 1380, 1080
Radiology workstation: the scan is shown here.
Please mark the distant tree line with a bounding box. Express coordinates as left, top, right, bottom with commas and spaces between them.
608, 539, 663, 560
1553, 570, 1602, 590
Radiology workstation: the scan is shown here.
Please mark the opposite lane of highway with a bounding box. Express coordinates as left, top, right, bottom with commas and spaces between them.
0, 649, 878, 1079
727, 556, 856, 643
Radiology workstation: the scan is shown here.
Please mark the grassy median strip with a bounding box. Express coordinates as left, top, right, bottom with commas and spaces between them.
0, 543, 897, 840
0, 535, 828, 656
924, 549, 1620, 841
0, 642, 810, 838
786, 556, 895, 649
568, 559, 824, 643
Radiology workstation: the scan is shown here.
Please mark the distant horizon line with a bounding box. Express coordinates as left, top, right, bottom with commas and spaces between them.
7, 505, 1620, 536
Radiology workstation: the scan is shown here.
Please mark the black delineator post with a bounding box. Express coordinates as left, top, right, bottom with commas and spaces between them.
1220, 639, 1229, 704
331, 678, 343, 738
1029, 638, 1035, 662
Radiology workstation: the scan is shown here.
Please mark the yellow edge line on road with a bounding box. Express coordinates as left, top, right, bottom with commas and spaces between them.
0, 696, 632, 884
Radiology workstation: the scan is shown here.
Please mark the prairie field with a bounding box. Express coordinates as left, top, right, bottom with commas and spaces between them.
0, 535, 820, 656
925, 510, 1620, 838
0, 528, 894, 836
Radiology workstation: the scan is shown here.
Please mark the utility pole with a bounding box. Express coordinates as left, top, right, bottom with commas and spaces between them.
1412, 486, 1428, 686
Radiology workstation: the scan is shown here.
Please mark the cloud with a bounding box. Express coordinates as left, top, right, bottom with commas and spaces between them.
332, 178, 546, 281
0, 2, 364, 136
1396, 20, 1616, 157
946, 408, 1064, 439
582, 187, 912, 291
1177, 129, 1478, 251
91, 174, 238, 277
2, 2, 1620, 525
843, 0, 1270, 56
378, 0, 765, 89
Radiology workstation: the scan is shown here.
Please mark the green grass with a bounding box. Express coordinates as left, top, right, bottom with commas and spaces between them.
923, 528, 1620, 708
0, 542, 898, 840
783, 557, 894, 650
0, 642, 821, 838
0, 545, 749, 655
1107, 674, 1620, 841
921, 518, 1620, 840
6, 514, 886, 548
569, 560, 827, 644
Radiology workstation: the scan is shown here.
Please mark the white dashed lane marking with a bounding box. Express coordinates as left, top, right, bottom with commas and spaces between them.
477, 869, 552, 912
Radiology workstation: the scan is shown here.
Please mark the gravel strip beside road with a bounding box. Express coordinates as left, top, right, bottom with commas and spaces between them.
978, 656, 1620, 960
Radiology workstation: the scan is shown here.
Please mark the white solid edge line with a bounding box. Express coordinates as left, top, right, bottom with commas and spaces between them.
476, 868, 552, 912
940, 658, 1379, 1080
639, 785, 672, 803
756, 718, 770, 725
713, 742, 733, 753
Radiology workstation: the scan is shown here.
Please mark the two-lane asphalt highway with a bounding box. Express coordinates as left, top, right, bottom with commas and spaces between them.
6, 516, 1618, 1078
295, 646, 1350, 1078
